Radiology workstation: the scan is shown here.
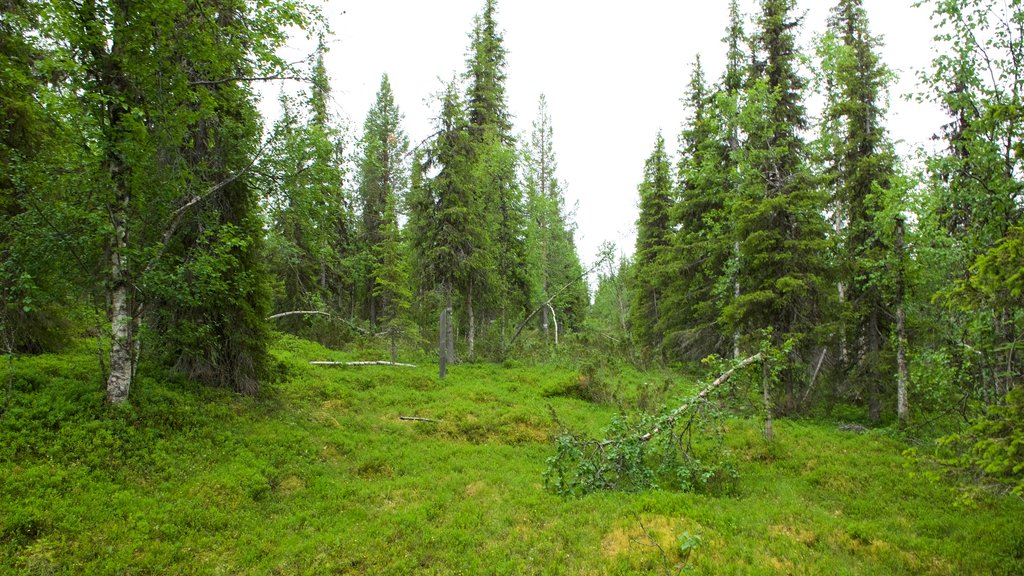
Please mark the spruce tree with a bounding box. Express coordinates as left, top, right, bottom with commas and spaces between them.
357, 74, 409, 328
464, 0, 530, 350
727, 0, 832, 411
412, 82, 489, 360
662, 56, 735, 360
263, 47, 352, 339
631, 132, 673, 357
522, 95, 588, 338
819, 0, 900, 421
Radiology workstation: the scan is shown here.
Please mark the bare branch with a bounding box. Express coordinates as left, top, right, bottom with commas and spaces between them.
311, 361, 417, 368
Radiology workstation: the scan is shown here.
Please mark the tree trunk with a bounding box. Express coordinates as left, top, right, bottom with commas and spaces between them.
467, 284, 475, 360
546, 303, 558, 347
762, 358, 774, 441
107, 215, 133, 404
439, 307, 448, 379
733, 240, 741, 359
867, 309, 882, 423
895, 216, 909, 427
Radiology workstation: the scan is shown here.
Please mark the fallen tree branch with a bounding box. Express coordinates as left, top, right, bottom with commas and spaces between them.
399, 416, 441, 423
636, 352, 762, 443
266, 310, 375, 336
267, 310, 332, 320
508, 255, 609, 350
311, 361, 417, 368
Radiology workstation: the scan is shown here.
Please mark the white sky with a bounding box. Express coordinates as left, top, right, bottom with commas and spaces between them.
264, 0, 947, 271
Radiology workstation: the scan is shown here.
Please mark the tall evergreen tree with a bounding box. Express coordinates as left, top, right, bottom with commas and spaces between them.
411, 82, 489, 360
263, 47, 352, 338
357, 74, 409, 328
464, 0, 530, 351
631, 132, 673, 356
662, 56, 735, 360
522, 95, 588, 338
819, 0, 901, 422
727, 0, 832, 411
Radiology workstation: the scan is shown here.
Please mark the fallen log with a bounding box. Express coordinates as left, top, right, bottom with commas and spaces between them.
399, 416, 441, 423
310, 361, 417, 368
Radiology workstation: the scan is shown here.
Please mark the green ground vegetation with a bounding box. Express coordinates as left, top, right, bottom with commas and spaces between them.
1, 336, 1022, 575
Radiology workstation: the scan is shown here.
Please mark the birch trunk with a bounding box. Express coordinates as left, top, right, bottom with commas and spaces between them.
895, 216, 909, 427
107, 198, 133, 404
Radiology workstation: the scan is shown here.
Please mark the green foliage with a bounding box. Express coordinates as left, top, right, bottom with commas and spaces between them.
522, 95, 589, 337
544, 383, 743, 498
938, 386, 1024, 496
357, 74, 410, 330
631, 133, 674, 358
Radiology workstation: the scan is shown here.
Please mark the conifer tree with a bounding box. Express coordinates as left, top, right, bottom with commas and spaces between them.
522, 95, 588, 338
357, 74, 409, 328
662, 56, 735, 360
727, 0, 832, 411
631, 133, 673, 356
412, 82, 489, 360
464, 0, 530, 350
263, 46, 352, 341
819, 0, 901, 421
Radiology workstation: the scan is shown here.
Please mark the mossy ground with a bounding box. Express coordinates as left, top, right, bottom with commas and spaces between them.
1, 335, 1021, 574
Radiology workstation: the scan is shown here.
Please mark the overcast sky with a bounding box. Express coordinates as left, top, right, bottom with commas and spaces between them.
264, 0, 947, 271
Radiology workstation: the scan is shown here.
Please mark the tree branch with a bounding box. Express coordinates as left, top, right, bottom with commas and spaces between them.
507, 255, 608, 349
143, 138, 271, 276
311, 361, 417, 368
633, 353, 762, 444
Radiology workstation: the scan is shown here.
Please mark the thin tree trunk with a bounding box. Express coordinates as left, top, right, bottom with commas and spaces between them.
733, 240, 741, 359
867, 309, 882, 423
439, 307, 448, 379
762, 358, 774, 441
546, 303, 558, 347
895, 216, 909, 427
467, 285, 475, 360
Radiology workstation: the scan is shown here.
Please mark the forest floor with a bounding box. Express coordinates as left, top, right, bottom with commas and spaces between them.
1, 335, 1022, 575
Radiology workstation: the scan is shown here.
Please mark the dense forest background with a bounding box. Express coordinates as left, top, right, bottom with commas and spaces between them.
1, 0, 1022, 496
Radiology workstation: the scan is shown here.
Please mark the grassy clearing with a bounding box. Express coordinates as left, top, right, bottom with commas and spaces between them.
1, 335, 1022, 575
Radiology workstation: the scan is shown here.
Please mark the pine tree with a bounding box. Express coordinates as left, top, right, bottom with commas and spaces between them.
631, 132, 673, 357
357, 74, 409, 328
728, 0, 832, 411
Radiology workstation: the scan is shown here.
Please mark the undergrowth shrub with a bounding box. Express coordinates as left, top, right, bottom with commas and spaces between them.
937, 386, 1024, 496
544, 400, 739, 497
